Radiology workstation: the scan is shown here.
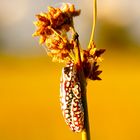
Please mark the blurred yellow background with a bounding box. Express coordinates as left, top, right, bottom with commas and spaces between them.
0, 0, 140, 140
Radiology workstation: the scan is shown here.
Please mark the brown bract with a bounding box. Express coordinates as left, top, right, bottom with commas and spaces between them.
33, 3, 80, 62
82, 42, 105, 80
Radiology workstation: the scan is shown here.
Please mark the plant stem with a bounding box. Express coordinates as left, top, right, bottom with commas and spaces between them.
81, 84, 90, 140
88, 0, 97, 49
81, 0, 97, 139
78, 61, 90, 140
73, 33, 90, 140
73, 1, 97, 138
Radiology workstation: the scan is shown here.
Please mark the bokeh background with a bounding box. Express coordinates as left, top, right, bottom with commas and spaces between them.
0, 0, 140, 140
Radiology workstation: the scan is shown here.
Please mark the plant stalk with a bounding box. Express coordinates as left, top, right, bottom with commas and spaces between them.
81, 0, 97, 140
74, 34, 90, 140
78, 59, 90, 140
88, 0, 97, 49
81, 84, 90, 140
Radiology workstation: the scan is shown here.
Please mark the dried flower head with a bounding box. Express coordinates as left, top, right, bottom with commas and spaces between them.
33, 3, 105, 78
33, 3, 80, 62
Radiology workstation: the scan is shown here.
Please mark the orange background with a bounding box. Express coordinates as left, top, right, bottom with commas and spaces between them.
0, 0, 140, 140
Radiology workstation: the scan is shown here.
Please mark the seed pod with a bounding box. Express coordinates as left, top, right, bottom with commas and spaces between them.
60, 62, 84, 132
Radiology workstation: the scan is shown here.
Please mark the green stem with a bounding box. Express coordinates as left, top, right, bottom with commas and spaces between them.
81, 0, 97, 139
71, 2, 94, 135
88, 0, 97, 49
79, 60, 90, 140
81, 83, 90, 140
73, 33, 90, 140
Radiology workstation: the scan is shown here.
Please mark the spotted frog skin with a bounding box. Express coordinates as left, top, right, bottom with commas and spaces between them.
60, 62, 84, 132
